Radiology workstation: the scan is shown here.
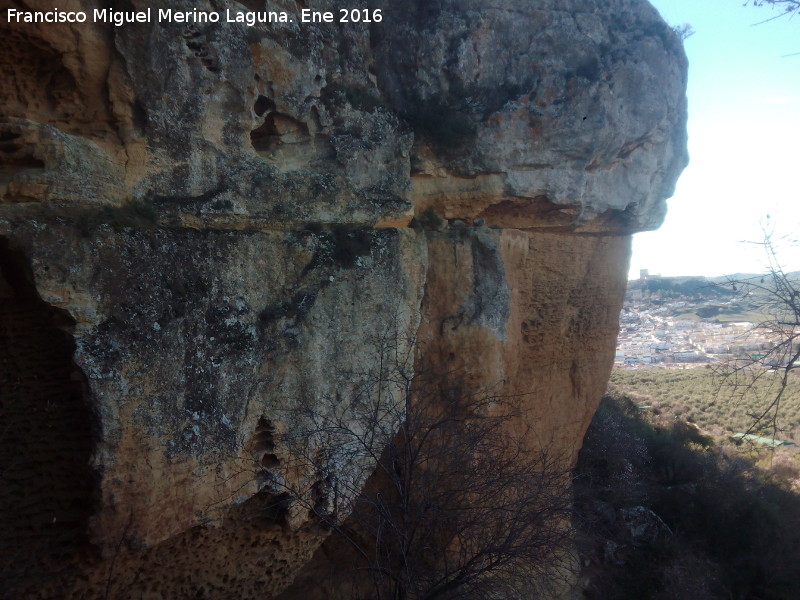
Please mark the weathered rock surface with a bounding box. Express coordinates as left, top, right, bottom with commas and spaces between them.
0, 0, 687, 597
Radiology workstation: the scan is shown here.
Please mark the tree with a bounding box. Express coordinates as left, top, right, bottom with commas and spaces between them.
745, 0, 800, 17
743, 1, 800, 57
745, 0, 800, 33
671, 23, 696, 42
258, 328, 575, 600
716, 228, 800, 441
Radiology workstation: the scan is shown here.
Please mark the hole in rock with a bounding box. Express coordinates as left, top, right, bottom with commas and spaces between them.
250, 114, 281, 152
0, 142, 45, 171
261, 454, 280, 469
0, 28, 85, 132
0, 238, 96, 595
250, 417, 283, 479
250, 113, 311, 155
251, 417, 276, 455
310, 476, 332, 518
261, 492, 292, 525
254, 95, 275, 118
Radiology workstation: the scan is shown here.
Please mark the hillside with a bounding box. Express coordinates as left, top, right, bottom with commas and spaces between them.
616, 273, 800, 368
574, 392, 800, 600
610, 368, 800, 444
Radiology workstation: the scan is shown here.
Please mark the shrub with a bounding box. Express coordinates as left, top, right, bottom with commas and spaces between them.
574, 393, 800, 600
268, 330, 575, 600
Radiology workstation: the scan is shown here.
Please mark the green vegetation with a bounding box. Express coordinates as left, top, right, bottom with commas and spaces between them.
574, 393, 800, 600
672, 306, 772, 323
610, 368, 800, 443
629, 276, 737, 303
639, 276, 727, 298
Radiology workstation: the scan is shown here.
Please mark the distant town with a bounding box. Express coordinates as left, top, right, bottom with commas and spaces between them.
615, 270, 778, 369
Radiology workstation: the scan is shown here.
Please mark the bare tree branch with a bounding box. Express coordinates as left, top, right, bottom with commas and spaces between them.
715, 228, 800, 444
246, 324, 576, 600
745, 0, 800, 26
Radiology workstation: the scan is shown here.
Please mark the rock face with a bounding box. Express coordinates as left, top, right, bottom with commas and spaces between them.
0, 0, 687, 598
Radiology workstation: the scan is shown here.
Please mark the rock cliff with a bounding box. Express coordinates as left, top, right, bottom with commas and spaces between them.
0, 0, 687, 597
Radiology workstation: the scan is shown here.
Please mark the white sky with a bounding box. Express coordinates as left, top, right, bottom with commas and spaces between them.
630, 0, 800, 278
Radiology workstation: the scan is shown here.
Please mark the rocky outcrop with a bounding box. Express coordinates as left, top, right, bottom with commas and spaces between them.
0, 0, 687, 597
